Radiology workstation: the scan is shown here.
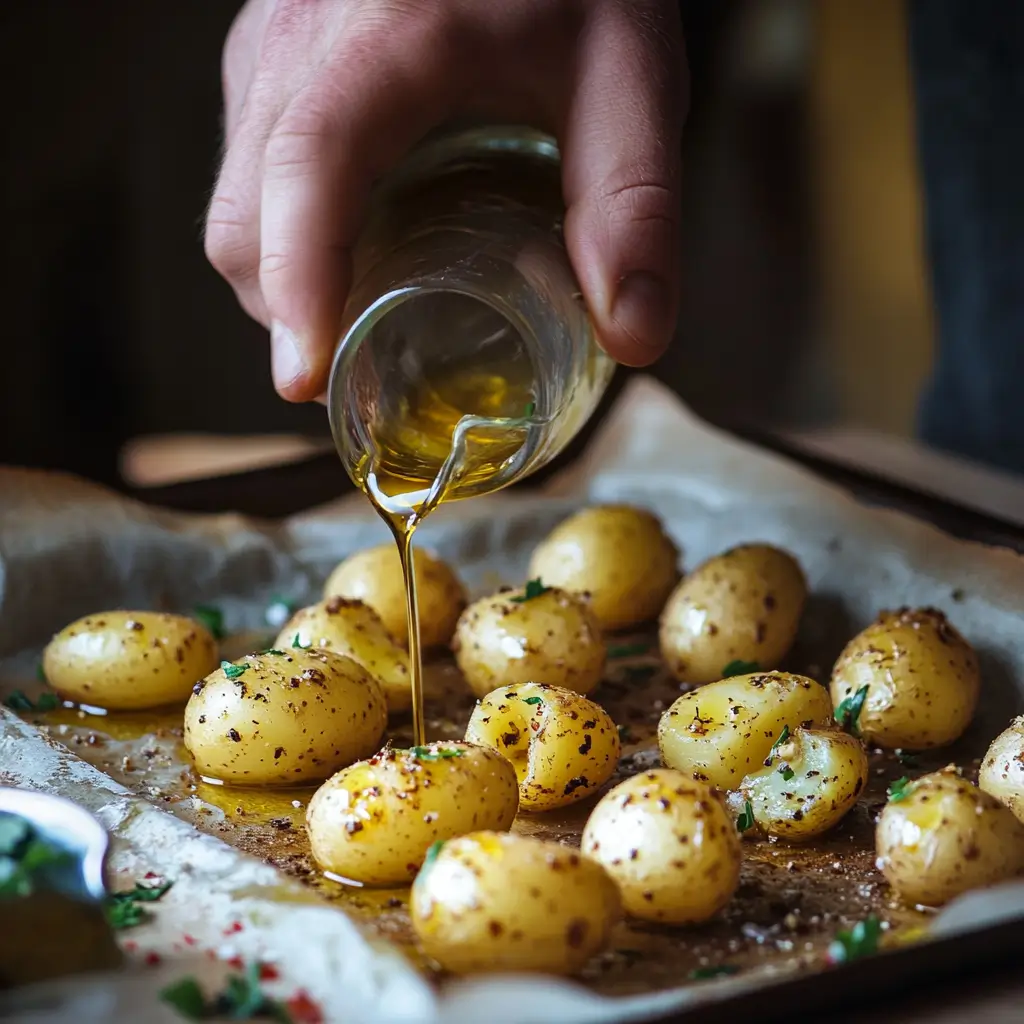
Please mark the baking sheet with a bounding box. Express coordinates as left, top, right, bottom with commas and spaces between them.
2, 375, 1024, 1024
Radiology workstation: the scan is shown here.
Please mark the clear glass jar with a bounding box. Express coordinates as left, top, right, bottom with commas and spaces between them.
327, 125, 615, 510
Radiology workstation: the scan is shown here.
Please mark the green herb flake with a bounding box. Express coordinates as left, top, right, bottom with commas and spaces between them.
160, 962, 292, 1023
159, 976, 208, 1021
736, 800, 756, 833
769, 725, 791, 757
510, 578, 551, 604
35, 692, 59, 711
0, 815, 72, 899
689, 965, 740, 980
3, 691, 34, 712
259, 649, 287, 657
193, 604, 225, 640
828, 916, 883, 965
523, 401, 536, 418
291, 634, 311, 650
221, 660, 249, 680
835, 685, 870, 737
608, 643, 651, 659
409, 746, 464, 762
104, 880, 173, 930
887, 776, 911, 803
721, 659, 759, 678
0, 816, 30, 857
423, 840, 445, 870
895, 749, 920, 767
35, 663, 46, 682
780, 766, 795, 782
522, 696, 544, 706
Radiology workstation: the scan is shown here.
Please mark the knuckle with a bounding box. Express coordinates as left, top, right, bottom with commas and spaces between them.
204, 195, 258, 280
264, 106, 332, 178
601, 180, 678, 230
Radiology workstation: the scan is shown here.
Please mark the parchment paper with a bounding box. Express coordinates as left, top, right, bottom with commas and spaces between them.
2, 375, 1024, 1024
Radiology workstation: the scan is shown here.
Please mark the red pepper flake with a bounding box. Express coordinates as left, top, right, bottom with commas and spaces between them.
224, 921, 244, 934
226, 955, 244, 969
144, 952, 162, 966
259, 963, 280, 981
144, 871, 160, 879
123, 940, 138, 952
285, 991, 324, 1024
182, 933, 197, 946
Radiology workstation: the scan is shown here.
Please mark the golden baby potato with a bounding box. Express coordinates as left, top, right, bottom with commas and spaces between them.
323, 544, 466, 649
411, 831, 621, 975
275, 596, 411, 713
830, 607, 980, 749
582, 770, 741, 924
727, 727, 868, 840
527, 505, 680, 631
42, 611, 219, 711
658, 671, 834, 791
306, 742, 518, 887
659, 544, 807, 685
979, 716, 1024, 823
183, 649, 386, 785
876, 768, 1024, 907
465, 682, 620, 812
453, 584, 606, 698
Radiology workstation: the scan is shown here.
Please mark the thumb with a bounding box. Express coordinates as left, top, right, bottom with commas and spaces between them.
560, 1, 687, 366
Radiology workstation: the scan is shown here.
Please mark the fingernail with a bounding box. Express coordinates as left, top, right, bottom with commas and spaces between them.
611, 272, 675, 353
270, 320, 307, 391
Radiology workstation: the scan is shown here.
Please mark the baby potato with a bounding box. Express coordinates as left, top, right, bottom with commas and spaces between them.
658, 671, 833, 791
411, 831, 620, 975
659, 544, 807, 685
323, 544, 466, 649
306, 742, 518, 887
582, 770, 740, 924
275, 597, 411, 713
42, 611, 218, 711
876, 767, 1024, 907
979, 716, 1024, 823
728, 727, 868, 840
183, 649, 386, 785
453, 585, 605, 698
830, 607, 980, 749
465, 682, 620, 812
527, 505, 680, 632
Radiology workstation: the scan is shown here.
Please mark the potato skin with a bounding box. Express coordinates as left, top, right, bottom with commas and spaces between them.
876, 768, 1024, 907
582, 770, 740, 924
979, 716, 1024, 823
275, 597, 411, 713
728, 727, 868, 840
527, 505, 680, 632
306, 742, 518, 886
183, 649, 386, 785
465, 682, 620, 812
658, 671, 833, 791
830, 607, 980, 749
659, 544, 807, 685
411, 831, 620, 975
453, 586, 606, 698
323, 544, 466, 649
42, 611, 218, 711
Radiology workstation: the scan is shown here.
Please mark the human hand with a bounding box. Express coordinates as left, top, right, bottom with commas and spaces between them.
205, 0, 687, 401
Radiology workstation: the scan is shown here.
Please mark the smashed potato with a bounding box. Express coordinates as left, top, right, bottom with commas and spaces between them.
527, 505, 680, 631
979, 716, 1024, 823
876, 768, 1024, 907
464, 682, 620, 812
453, 584, 605, 698
275, 597, 411, 713
411, 831, 620, 975
830, 607, 980, 749
323, 544, 466, 649
659, 544, 807, 685
727, 727, 868, 840
306, 742, 518, 886
658, 671, 833, 791
183, 649, 386, 785
43, 611, 219, 711
582, 770, 741, 924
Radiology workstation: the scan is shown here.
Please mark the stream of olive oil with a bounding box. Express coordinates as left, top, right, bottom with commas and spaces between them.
351, 362, 534, 746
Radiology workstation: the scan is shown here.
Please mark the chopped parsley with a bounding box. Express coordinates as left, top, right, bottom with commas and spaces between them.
3, 690, 59, 713
193, 605, 225, 640
221, 661, 249, 680
895, 749, 920, 767
779, 766, 795, 782
769, 725, 791, 756
835, 685, 870, 736
827, 916, 882, 964
736, 800, 756, 833
523, 401, 536, 418
35, 663, 46, 682
160, 961, 293, 1022
291, 634, 311, 650
422, 840, 445, 869
510, 578, 551, 604
265, 596, 298, 629
689, 965, 740, 980
104, 880, 173, 929
408, 746, 464, 762
721, 660, 759, 678
0, 813, 72, 898
608, 643, 651, 659
887, 776, 911, 803
522, 696, 544, 706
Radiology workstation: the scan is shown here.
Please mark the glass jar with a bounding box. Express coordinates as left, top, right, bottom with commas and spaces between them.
327, 124, 615, 512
